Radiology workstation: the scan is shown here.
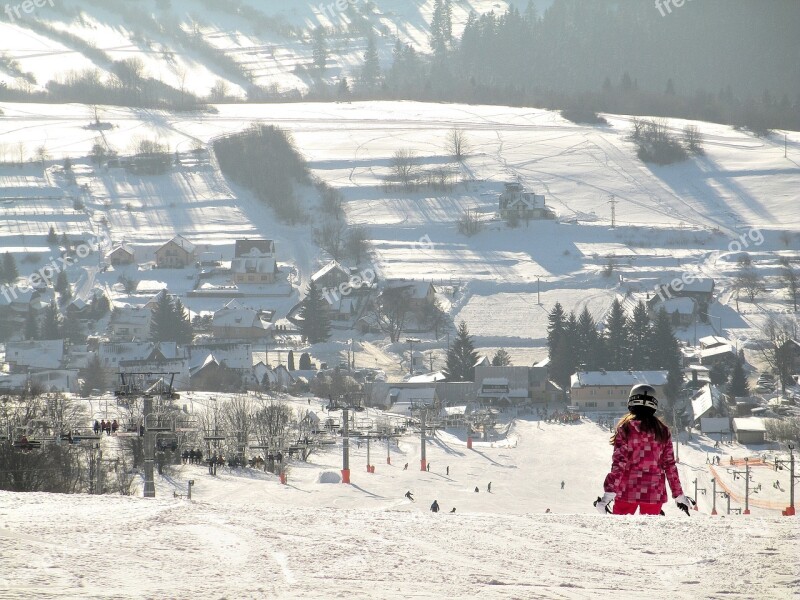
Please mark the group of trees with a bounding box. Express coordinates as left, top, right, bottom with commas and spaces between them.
547, 300, 683, 402
213, 125, 310, 223
329, 1, 800, 133
0, 252, 18, 285
149, 291, 193, 345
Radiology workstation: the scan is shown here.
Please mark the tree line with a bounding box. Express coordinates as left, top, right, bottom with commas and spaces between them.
547, 299, 683, 402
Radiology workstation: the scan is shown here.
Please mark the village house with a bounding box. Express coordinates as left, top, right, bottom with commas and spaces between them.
232, 239, 277, 284
4, 340, 64, 373
98, 341, 189, 389
108, 305, 152, 341
383, 280, 437, 309
569, 370, 669, 411
107, 244, 136, 267
312, 260, 351, 291
474, 365, 557, 406
653, 277, 715, 305
732, 417, 767, 445
155, 235, 195, 268
211, 300, 272, 340
498, 182, 556, 221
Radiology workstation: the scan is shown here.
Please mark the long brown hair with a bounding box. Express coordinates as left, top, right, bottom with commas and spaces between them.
610, 409, 669, 445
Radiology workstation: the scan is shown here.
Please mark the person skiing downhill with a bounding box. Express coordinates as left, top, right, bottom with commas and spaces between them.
595, 384, 694, 516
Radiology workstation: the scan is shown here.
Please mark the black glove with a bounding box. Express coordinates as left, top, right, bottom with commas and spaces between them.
674, 494, 695, 516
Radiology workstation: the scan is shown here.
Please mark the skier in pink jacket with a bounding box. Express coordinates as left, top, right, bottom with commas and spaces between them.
595, 384, 694, 516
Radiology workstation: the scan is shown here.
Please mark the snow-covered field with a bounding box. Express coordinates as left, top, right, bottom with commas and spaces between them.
1, 401, 797, 599
1, 99, 797, 372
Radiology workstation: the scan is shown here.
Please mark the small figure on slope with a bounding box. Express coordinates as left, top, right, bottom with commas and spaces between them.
595, 384, 695, 516
405, 490, 415, 502
430, 500, 440, 513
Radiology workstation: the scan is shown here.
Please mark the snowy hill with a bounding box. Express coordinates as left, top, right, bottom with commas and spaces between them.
1, 411, 797, 599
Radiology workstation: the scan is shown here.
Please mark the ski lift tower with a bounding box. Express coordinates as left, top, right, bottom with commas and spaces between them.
115, 372, 180, 498
328, 392, 365, 484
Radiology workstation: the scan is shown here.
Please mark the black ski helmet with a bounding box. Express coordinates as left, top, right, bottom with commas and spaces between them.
628, 384, 658, 411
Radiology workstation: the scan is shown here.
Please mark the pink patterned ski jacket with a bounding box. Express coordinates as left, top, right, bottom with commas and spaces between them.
603, 419, 683, 505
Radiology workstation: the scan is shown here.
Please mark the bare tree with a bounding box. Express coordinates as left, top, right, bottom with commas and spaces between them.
457, 208, 483, 236
345, 225, 371, 264
390, 149, 418, 190
734, 264, 766, 302
251, 399, 292, 467
446, 128, 470, 162
779, 258, 798, 312
683, 125, 704, 154
759, 316, 799, 396
315, 219, 347, 261
220, 394, 253, 461
210, 79, 230, 102
372, 286, 412, 342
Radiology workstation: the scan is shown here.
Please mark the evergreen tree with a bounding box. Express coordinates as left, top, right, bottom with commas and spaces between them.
299, 352, 312, 370
172, 298, 193, 345
24, 309, 38, 340
576, 307, 600, 370
1, 252, 18, 284
46, 226, 58, 245
149, 292, 192, 344
59, 232, 69, 246
443, 321, 478, 382
727, 356, 750, 398
650, 308, 684, 402
61, 314, 84, 344
150, 292, 174, 343
41, 301, 61, 339
709, 363, 728, 387
628, 301, 651, 370
546, 301, 566, 360
55, 271, 71, 304
604, 299, 629, 370
287, 350, 295, 371
361, 33, 381, 89
491, 348, 512, 366
80, 354, 106, 394
312, 28, 328, 73
298, 280, 331, 343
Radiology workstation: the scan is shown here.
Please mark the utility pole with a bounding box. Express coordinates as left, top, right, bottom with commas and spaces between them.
692, 478, 706, 512
775, 444, 797, 516
406, 338, 420, 375
420, 409, 427, 471
341, 404, 350, 484
143, 394, 155, 498
537, 276, 541, 305
608, 195, 617, 229
711, 478, 718, 515
731, 458, 751, 514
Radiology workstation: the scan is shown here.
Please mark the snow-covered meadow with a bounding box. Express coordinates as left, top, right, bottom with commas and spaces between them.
1, 401, 797, 599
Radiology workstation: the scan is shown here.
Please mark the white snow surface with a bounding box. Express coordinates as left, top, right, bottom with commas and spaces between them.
1, 404, 797, 599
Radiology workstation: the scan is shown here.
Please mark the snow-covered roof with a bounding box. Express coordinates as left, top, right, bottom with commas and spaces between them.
482, 377, 508, 386
235, 239, 275, 257
311, 260, 349, 283
108, 244, 135, 257
661, 297, 695, 314
691, 385, 723, 420
406, 372, 446, 383
157, 235, 195, 254
699, 335, 728, 349
99, 341, 180, 364
5, 340, 64, 369
571, 370, 668, 388
213, 302, 269, 330
699, 345, 735, 359
699, 417, 730, 433
443, 405, 466, 416
384, 279, 434, 300
732, 417, 766, 432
